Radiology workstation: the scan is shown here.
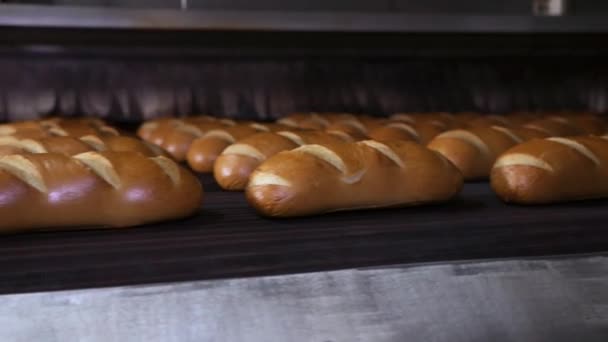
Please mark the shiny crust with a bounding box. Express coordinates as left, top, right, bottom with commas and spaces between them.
491, 136, 608, 204
0, 151, 202, 231
427, 126, 547, 180
246, 140, 463, 217
213, 131, 349, 190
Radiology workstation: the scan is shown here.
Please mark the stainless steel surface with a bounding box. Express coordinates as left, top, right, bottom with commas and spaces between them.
1, 255, 607, 342
1, 4, 608, 32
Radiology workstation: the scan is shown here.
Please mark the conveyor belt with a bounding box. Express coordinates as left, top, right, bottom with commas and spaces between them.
0, 175, 607, 295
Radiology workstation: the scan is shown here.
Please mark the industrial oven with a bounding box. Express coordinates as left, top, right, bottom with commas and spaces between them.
0, 1, 607, 341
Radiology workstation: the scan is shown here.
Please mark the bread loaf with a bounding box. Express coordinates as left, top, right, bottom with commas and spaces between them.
0, 151, 202, 231
214, 131, 352, 190
246, 140, 463, 217
428, 126, 548, 180
491, 136, 608, 204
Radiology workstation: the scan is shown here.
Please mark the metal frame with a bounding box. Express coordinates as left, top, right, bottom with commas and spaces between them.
1, 4, 608, 32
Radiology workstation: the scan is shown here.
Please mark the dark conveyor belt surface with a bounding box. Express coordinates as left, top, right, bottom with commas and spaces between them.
0, 175, 607, 295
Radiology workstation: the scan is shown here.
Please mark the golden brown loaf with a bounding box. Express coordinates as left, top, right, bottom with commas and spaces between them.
213, 131, 353, 190
427, 126, 548, 180
0, 151, 202, 231
246, 140, 463, 217
491, 136, 608, 204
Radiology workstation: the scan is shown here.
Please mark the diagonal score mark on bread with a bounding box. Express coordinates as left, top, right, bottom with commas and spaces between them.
547, 116, 570, 124
99, 126, 119, 136
249, 123, 270, 132
493, 153, 553, 171
326, 130, 354, 142
436, 130, 491, 156
386, 122, 421, 141
143, 141, 165, 155
524, 124, 552, 135
73, 152, 121, 188
219, 119, 236, 126
294, 144, 347, 174
429, 120, 447, 129
47, 127, 69, 136
390, 114, 415, 124
202, 130, 236, 143
486, 115, 509, 125
277, 131, 305, 146
338, 119, 367, 134
491, 126, 523, 143
547, 137, 600, 165
176, 124, 205, 137
359, 140, 404, 168
222, 144, 266, 161
79, 135, 107, 151
292, 144, 366, 184
0, 155, 47, 192
276, 118, 299, 128
150, 156, 181, 185
249, 172, 291, 187
140, 122, 159, 132
310, 114, 330, 127
0, 136, 47, 153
